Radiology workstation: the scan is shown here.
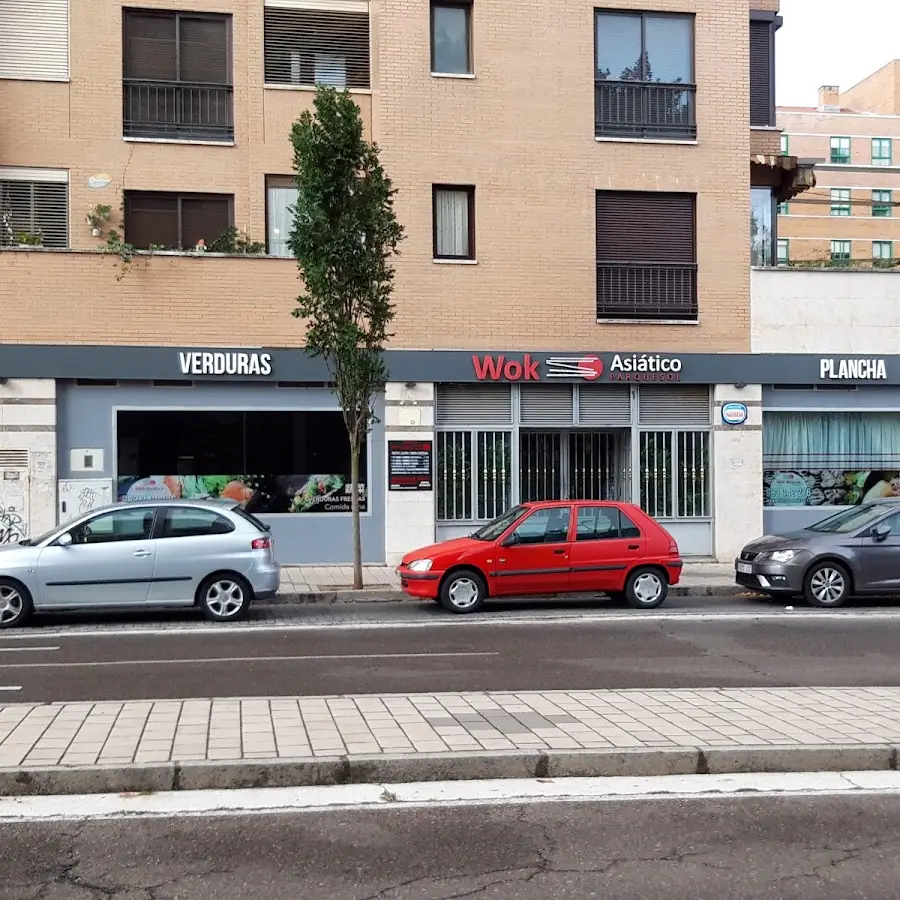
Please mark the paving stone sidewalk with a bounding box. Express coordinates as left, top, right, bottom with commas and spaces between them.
2, 687, 900, 769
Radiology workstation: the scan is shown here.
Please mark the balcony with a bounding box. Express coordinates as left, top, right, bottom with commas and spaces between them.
596, 262, 698, 321
594, 81, 697, 141
123, 79, 234, 142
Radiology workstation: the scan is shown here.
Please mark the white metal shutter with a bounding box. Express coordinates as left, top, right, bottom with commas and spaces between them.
436, 384, 512, 427
0, 168, 69, 249
638, 385, 711, 426
578, 385, 632, 426
519, 385, 575, 426
0, 0, 69, 81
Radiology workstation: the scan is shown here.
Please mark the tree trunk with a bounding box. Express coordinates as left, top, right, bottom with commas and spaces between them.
350, 435, 363, 590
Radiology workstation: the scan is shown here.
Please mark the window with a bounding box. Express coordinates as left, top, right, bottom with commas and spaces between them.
595, 190, 697, 320
0, 0, 68, 81
71, 508, 155, 545
780, 133, 789, 155
873, 240, 893, 261
830, 240, 851, 261
433, 185, 475, 260
123, 191, 232, 250
508, 507, 572, 545
594, 10, 696, 139
160, 507, 234, 538
751, 187, 775, 265
0, 170, 68, 248
830, 137, 851, 164
873, 189, 892, 217
575, 506, 640, 541
777, 238, 789, 265
830, 188, 851, 216
639, 431, 710, 518
749, 16, 777, 127
116, 410, 368, 514
264, 6, 370, 89
266, 176, 296, 257
122, 10, 233, 141
777, 201, 789, 215
430, 2, 472, 75
436, 430, 512, 521
872, 138, 892, 166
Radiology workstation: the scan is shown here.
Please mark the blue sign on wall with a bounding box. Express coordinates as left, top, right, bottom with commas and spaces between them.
721, 402, 749, 426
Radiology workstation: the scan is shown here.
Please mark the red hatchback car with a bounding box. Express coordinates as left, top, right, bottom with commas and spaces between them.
397, 500, 683, 614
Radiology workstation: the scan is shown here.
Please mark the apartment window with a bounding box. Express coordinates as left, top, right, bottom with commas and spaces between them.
0, 0, 68, 81
830, 137, 851, 164
777, 238, 789, 265
872, 138, 892, 166
266, 176, 297, 258
264, 5, 370, 89
430, 2, 473, 75
123, 191, 232, 250
873, 189, 893, 217
830, 189, 851, 216
749, 14, 779, 128
433, 186, 475, 260
873, 240, 893, 261
830, 240, 851, 261
595, 191, 697, 321
780, 133, 789, 155
0, 169, 69, 249
594, 11, 696, 140
122, 9, 233, 142
751, 187, 775, 266
777, 201, 789, 215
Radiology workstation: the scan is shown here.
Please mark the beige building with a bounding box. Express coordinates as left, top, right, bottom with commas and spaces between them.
778, 65, 900, 264
0, 0, 810, 565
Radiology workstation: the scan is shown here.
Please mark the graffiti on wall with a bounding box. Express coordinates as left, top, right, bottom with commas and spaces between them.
0, 507, 25, 544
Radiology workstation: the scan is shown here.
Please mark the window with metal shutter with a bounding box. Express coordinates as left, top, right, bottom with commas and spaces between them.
578, 385, 632, 426
750, 21, 773, 127
0, 170, 69, 248
264, 3, 371, 90
124, 191, 232, 250
520, 385, 575, 426
436, 385, 512, 426
0, 0, 68, 81
638, 386, 711, 426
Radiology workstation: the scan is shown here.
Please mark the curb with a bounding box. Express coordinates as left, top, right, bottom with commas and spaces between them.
0, 744, 894, 796
270, 584, 750, 604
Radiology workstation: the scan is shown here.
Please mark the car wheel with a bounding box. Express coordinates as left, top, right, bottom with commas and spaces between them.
440, 570, 487, 614
625, 567, 668, 610
0, 579, 32, 629
803, 562, 850, 608
197, 574, 252, 622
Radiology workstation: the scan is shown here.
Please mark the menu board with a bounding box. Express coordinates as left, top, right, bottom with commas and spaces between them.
388, 440, 433, 491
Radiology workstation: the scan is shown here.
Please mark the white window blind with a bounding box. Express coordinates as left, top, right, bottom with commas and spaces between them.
434, 187, 472, 258
0, 168, 69, 248
0, 0, 69, 81
267, 179, 297, 257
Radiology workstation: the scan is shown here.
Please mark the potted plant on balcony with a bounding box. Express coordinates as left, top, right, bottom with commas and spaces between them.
14, 230, 43, 248
86, 204, 111, 237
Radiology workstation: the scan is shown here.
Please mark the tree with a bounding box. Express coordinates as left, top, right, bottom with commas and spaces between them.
289, 87, 405, 589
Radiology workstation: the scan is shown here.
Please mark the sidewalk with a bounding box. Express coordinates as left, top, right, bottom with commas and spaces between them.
2, 687, 899, 795
278, 562, 740, 601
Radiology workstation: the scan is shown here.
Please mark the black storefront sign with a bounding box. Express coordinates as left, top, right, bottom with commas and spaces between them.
388, 440, 433, 491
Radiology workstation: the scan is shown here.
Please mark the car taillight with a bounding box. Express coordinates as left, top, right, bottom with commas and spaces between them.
251, 537, 271, 551
669, 540, 678, 555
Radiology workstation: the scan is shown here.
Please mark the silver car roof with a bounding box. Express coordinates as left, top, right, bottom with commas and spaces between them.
73, 498, 243, 517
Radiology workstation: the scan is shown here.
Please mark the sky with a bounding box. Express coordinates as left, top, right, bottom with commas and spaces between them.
776, 0, 900, 106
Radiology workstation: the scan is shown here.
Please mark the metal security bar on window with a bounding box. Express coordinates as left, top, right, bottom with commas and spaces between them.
594, 82, 696, 140
677, 431, 710, 517
264, 7, 370, 89
519, 432, 562, 502
639, 431, 673, 518
0, 180, 68, 248
569, 431, 625, 500
436, 431, 472, 521
476, 432, 512, 520
596, 262, 698, 321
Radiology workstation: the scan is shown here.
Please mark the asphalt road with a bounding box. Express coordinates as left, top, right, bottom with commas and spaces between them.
5, 611, 900, 701
4, 795, 900, 899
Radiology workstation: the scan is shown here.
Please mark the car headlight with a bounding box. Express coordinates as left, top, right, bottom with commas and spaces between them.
408, 558, 433, 572
769, 550, 797, 563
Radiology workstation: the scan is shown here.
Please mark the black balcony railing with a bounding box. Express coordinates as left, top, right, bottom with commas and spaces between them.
594, 81, 697, 140
123, 79, 234, 141
596, 262, 698, 321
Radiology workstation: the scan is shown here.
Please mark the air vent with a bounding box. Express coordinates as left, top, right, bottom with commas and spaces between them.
0, 450, 28, 468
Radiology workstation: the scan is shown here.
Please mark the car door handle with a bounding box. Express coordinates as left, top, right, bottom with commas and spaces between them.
628, 544, 640, 550
133, 549, 152, 558
552, 548, 567, 555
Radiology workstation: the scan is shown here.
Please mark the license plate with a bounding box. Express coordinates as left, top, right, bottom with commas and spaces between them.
736, 562, 753, 574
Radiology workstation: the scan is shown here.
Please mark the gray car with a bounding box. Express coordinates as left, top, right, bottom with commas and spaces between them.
735, 499, 900, 607
0, 500, 280, 628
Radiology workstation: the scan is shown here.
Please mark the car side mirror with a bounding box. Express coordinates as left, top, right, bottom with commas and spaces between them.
501, 533, 518, 547
57, 532, 73, 547
873, 523, 892, 542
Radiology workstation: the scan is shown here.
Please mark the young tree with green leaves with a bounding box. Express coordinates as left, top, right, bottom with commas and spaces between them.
289, 87, 404, 589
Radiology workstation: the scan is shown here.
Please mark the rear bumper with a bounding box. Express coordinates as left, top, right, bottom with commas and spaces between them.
734, 558, 805, 593
396, 568, 441, 599
666, 559, 684, 585
247, 563, 281, 601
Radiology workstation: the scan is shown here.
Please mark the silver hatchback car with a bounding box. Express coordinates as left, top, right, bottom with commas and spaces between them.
0, 500, 281, 628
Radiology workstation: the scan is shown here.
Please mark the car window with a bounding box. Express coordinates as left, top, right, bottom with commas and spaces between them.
807, 504, 888, 534
619, 510, 642, 539
473, 505, 528, 541
576, 507, 620, 541
230, 505, 270, 533
875, 512, 900, 535
509, 507, 571, 545
71, 508, 154, 545
161, 508, 234, 539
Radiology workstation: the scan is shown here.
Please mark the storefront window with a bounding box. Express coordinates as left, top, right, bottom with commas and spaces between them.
640, 430, 710, 518
436, 430, 512, 521
764, 411, 900, 507
116, 410, 367, 514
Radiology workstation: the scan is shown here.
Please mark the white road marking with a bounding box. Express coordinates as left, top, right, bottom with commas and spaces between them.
1, 771, 899, 822
0, 651, 498, 669
0, 686, 22, 692
0, 646, 59, 653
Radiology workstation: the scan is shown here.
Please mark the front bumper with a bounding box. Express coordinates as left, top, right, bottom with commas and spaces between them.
396, 567, 441, 599
734, 557, 805, 593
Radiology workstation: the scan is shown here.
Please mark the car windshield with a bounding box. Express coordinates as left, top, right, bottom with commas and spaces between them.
806, 504, 889, 534
472, 505, 528, 541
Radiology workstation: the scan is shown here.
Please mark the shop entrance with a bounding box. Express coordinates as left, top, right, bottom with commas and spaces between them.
519, 430, 630, 502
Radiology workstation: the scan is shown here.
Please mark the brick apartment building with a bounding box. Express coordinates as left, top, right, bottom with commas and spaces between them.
778, 63, 900, 264
0, 0, 813, 566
